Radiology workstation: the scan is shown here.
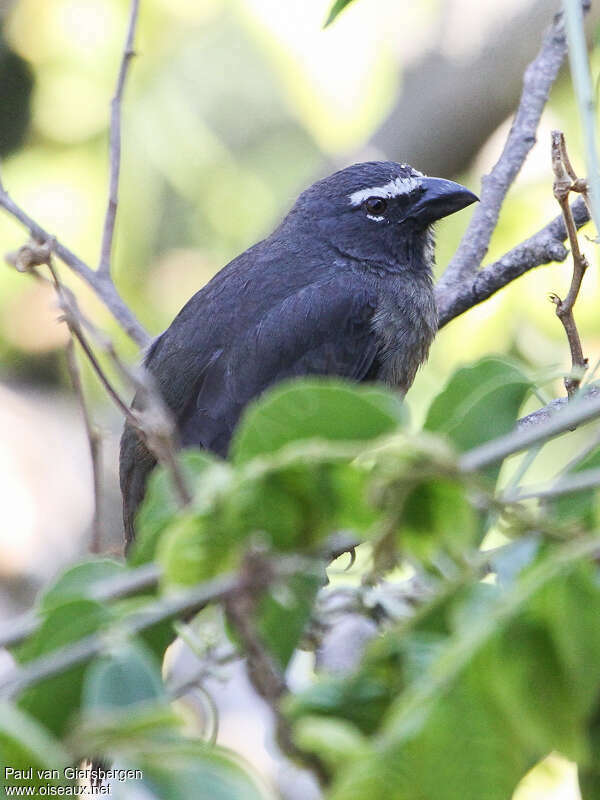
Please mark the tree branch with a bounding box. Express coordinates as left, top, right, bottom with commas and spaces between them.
460, 386, 600, 473
0, 186, 150, 346
6, 240, 190, 509
504, 465, 600, 503
436, 5, 572, 299
436, 196, 590, 326
65, 338, 103, 553
0, 563, 161, 651
99, 0, 140, 277
0, 570, 241, 699
225, 551, 330, 786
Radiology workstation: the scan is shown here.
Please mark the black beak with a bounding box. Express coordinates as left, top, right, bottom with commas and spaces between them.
407, 177, 478, 226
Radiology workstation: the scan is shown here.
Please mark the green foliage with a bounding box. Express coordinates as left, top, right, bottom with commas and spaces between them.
39, 559, 125, 612
0, 704, 73, 794
231, 379, 404, 465
551, 446, 600, 528
425, 356, 531, 484
254, 567, 324, 669
6, 366, 600, 799
83, 642, 167, 712
131, 450, 221, 566
289, 540, 600, 800
395, 477, 478, 561
15, 598, 113, 737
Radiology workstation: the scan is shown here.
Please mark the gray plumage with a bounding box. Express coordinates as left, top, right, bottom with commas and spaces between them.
120, 161, 477, 546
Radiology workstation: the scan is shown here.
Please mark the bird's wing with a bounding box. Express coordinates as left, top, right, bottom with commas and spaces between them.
120, 273, 380, 546
178, 274, 381, 453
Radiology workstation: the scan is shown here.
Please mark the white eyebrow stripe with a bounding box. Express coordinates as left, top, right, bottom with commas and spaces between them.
348, 175, 423, 206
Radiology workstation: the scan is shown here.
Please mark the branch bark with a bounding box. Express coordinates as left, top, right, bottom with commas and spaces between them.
436, 196, 590, 327
436, 5, 573, 299
460, 385, 600, 473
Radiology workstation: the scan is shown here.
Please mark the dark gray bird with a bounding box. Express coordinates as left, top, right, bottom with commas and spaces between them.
120, 161, 477, 546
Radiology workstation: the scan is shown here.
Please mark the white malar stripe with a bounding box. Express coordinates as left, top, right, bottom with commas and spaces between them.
348, 175, 423, 207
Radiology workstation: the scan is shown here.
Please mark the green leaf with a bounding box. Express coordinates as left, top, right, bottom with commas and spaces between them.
129, 746, 267, 800
15, 599, 113, 736
397, 478, 478, 561
83, 642, 166, 711
254, 568, 323, 668
223, 459, 376, 552
551, 446, 600, 528
131, 449, 220, 565
0, 703, 73, 794
231, 378, 404, 466
157, 512, 234, 586
114, 596, 176, 661
40, 559, 125, 612
326, 538, 600, 800
324, 0, 358, 27
293, 716, 368, 771
424, 357, 531, 483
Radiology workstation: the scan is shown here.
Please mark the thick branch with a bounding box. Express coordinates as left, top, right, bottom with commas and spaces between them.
436, 6, 571, 297
436, 196, 589, 327
99, 0, 140, 277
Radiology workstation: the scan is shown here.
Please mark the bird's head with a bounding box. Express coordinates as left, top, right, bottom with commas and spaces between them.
290, 161, 478, 271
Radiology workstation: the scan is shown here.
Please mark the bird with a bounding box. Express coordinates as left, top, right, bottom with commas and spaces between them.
120, 161, 477, 546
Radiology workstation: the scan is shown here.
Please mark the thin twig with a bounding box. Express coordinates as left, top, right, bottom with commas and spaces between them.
0, 552, 318, 699
99, 0, 140, 277
550, 130, 589, 399
58, 286, 192, 509
0, 570, 242, 699
0, 563, 161, 651
0, 188, 149, 345
65, 339, 103, 553
436, 5, 572, 299
515, 384, 600, 429
0, 532, 358, 652
503, 465, 600, 503
6, 240, 190, 509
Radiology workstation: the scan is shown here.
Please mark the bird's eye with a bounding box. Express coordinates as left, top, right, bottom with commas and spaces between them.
364, 197, 387, 215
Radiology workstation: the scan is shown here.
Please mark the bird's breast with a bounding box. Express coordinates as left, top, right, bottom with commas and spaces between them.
371, 278, 437, 394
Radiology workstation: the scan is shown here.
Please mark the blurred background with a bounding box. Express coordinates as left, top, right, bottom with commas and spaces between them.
0, 0, 599, 796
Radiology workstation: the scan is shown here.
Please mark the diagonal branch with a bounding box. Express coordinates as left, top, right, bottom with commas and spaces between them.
0, 186, 150, 346
436, 196, 590, 327
7, 240, 189, 509
436, 5, 574, 299
460, 387, 600, 473
98, 0, 140, 277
